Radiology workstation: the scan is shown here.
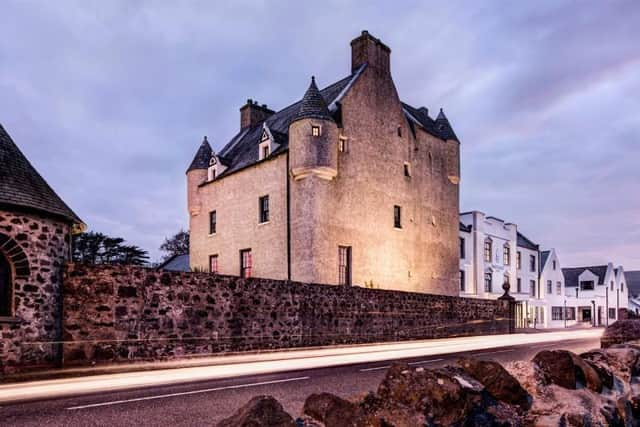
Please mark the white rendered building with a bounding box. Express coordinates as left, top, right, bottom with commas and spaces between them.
459, 211, 628, 328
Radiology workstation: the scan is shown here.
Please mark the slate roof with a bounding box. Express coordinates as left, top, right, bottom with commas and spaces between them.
187, 137, 213, 172
193, 63, 460, 181
562, 265, 608, 288
0, 123, 83, 225
435, 109, 459, 141
292, 76, 334, 122
625, 271, 640, 297
540, 250, 550, 271
157, 253, 190, 272
516, 232, 539, 251
459, 222, 471, 232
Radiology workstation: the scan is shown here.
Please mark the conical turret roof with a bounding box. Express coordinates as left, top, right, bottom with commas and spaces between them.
435, 108, 459, 142
0, 123, 83, 226
292, 76, 334, 122
187, 136, 213, 172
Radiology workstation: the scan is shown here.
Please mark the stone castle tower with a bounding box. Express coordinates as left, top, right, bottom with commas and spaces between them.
187, 31, 460, 295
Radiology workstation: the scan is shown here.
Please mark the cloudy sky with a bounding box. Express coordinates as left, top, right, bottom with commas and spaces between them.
1, 1, 638, 268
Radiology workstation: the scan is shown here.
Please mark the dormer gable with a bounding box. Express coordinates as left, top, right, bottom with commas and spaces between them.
207, 152, 228, 182
258, 123, 280, 161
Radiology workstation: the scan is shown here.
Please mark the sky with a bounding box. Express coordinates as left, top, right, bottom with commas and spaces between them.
1, 1, 639, 268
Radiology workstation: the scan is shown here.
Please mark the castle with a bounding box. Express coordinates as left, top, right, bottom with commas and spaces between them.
187, 31, 461, 295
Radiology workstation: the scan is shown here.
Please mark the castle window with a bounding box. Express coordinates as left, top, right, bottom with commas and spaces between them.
259, 195, 269, 223
397, 126, 402, 137
484, 272, 492, 292
393, 205, 402, 228
403, 162, 411, 177
209, 255, 218, 274
338, 246, 352, 286
0, 251, 12, 316
339, 137, 348, 153
311, 125, 321, 137
484, 239, 492, 262
207, 166, 216, 181
262, 145, 270, 159
503, 244, 511, 265
209, 210, 217, 234
240, 249, 252, 278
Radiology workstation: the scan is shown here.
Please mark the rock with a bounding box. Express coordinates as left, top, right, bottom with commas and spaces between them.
602, 320, 640, 348
303, 392, 359, 427
375, 363, 472, 426
582, 346, 640, 386
458, 357, 530, 410
217, 395, 296, 427
580, 350, 615, 389
532, 350, 602, 392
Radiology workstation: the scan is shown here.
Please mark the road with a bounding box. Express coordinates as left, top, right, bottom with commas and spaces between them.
0, 331, 600, 426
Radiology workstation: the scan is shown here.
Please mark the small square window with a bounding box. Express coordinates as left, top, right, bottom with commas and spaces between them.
311, 125, 321, 137
403, 163, 411, 177
339, 137, 348, 153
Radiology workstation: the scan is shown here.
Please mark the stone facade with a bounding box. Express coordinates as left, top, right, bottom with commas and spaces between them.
0, 209, 72, 374
62, 264, 510, 366
188, 31, 460, 295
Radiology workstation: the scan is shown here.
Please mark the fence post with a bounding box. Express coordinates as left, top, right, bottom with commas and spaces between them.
498, 281, 516, 334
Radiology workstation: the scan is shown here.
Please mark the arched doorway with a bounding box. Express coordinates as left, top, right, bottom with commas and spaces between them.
0, 251, 11, 316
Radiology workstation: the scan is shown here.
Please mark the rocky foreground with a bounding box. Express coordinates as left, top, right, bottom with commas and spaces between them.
217, 343, 640, 426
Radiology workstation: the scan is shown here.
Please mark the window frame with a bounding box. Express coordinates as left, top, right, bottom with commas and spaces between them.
556, 281, 562, 295
503, 244, 511, 265
460, 270, 465, 292
259, 195, 270, 224
338, 246, 352, 286
240, 249, 252, 279
529, 254, 536, 272
547, 280, 552, 295
530, 280, 536, 297
484, 239, 492, 263
311, 125, 321, 137
517, 277, 522, 293
517, 251, 522, 270
484, 272, 492, 293
393, 205, 402, 229
552, 307, 563, 321
209, 254, 219, 274
209, 210, 217, 235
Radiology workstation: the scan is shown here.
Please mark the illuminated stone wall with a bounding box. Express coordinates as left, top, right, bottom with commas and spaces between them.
62, 264, 510, 366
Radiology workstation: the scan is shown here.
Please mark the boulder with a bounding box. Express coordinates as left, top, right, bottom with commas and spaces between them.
532, 350, 602, 392
580, 350, 615, 389
602, 319, 640, 348
217, 395, 296, 427
458, 357, 530, 409
375, 363, 473, 426
303, 392, 360, 427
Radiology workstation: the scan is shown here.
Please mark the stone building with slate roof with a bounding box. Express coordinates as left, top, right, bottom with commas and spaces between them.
187, 31, 461, 295
0, 123, 84, 373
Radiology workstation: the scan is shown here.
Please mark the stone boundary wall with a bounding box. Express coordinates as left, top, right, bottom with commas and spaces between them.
62, 264, 510, 366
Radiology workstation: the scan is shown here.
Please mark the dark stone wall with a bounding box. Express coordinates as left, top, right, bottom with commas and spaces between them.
62, 264, 510, 366
0, 209, 71, 374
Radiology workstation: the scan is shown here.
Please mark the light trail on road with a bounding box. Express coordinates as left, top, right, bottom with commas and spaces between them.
0, 328, 602, 405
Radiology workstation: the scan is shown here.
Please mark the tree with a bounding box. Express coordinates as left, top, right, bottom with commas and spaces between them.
159, 229, 189, 261
72, 231, 149, 266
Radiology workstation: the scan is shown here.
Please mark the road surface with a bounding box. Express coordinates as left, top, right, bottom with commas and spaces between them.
0, 330, 601, 426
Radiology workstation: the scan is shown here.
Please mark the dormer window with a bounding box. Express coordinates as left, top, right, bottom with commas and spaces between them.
207, 157, 217, 181
311, 125, 321, 137
259, 124, 279, 161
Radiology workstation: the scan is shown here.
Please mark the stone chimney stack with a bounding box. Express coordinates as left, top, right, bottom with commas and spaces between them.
351, 30, 391, 76
240, 99, 275, 129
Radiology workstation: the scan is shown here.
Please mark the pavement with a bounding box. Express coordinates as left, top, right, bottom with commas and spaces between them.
0, 329, 603, 426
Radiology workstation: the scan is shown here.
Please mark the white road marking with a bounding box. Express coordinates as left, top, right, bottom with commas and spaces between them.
66, 376, 310, 410
359, 365, 390, 372
359, 358, 445, 372
408, 358, 445, 365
